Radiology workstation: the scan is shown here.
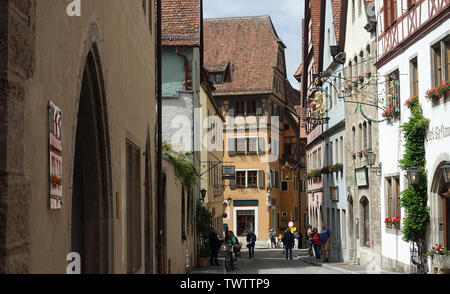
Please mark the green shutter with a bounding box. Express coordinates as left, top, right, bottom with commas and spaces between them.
228, 138, 235, 156
258, 170, 265, 188
229, 178, 236, 189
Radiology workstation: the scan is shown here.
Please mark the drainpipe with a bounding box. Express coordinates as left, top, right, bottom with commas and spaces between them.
175, 47, 189, 90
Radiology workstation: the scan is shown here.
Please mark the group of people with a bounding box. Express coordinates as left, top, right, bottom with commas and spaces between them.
208, 228, 256, 266
305, 223, 333, 262
207, 223, 333, 266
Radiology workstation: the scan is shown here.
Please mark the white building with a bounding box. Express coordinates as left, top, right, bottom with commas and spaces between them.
376, 0, 450, 273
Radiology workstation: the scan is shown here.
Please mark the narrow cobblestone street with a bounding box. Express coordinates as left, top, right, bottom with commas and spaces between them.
192, 248, 401, 274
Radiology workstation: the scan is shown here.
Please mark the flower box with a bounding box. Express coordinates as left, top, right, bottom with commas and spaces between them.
426, 81, 449, 102
431, 255, 450, 274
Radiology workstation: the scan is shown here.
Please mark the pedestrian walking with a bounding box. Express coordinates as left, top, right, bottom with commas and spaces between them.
246, 230, 257, 259
209, 227, 221, 266
306, 225, 313, 256
281, 228, 295, 260
320, 223, 333, 262
311, 228, 321, 260
269, 229, 276, 248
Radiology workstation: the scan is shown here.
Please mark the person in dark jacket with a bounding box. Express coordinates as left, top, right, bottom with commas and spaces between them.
246, 230, 257, 259
209, 227, 221, 266
281, 228, 295, 260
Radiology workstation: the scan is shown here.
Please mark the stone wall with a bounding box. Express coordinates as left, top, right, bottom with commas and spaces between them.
0, 0, 36, 274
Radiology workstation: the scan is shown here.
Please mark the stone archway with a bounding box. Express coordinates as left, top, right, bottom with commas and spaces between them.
71, 46, 112, 274
430, 160, 450, 249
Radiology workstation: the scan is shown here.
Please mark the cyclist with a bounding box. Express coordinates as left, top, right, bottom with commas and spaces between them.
225, 230, 239, 270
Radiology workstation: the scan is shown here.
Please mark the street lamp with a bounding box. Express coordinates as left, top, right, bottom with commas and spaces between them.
441, 161, 450, 184
366, 150, 381, 176
406, 167, 421, 186
200, 188, 207, 202
227, 197, 232, 206
366, 151, 376, 166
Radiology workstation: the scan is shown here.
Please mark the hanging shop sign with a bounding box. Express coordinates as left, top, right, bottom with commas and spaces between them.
306, 113, 330, 126
222, 165, 236, 179
48, 101, 63, 209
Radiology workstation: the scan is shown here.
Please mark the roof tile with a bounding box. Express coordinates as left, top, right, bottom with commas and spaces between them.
204, 16, 281, 95
161, 0, 200, 46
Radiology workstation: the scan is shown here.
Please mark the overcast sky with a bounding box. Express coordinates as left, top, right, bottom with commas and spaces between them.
203, 0, 304, 90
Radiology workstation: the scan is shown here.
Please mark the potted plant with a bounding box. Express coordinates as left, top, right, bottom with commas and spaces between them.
196, 204, 213, 267
427, 244, 450, 274
198, 242, 211, 267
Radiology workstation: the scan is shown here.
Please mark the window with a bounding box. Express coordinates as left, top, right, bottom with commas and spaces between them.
283, 143, 292, 156
281, 181, 289, 191
352, 0, 355, 22
352, 127, 356, 152
340, 137, 344, 163
335, 138, 339, 164
384, 0, 398, 30
235, 101, 245, 115
361, 197, 370, 247
368, 123, 372, 150
236, 171, 246, 188
431, 36, 450, 88
248, 171, 258, 188
236, 210, 255, 236
410, 57, 419, 97
229, 137, 264, 156
235, 170, 264, 189
385, 176, 401, 228
126, 140, 142, 274
363, 122, 367, 150
247, 100, 256, 115
387, 69, 400, 120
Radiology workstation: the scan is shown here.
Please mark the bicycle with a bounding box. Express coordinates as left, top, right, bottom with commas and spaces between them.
225, 250, 238, 272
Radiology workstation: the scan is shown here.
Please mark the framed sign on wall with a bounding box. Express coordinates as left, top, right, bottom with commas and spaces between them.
48, 101, 63, 209
355, 167, 369, 188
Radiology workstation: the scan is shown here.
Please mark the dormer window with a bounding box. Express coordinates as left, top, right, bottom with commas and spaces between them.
210, 72, 224, 85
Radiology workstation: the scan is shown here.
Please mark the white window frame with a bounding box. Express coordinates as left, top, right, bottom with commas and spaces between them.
235, 169, 260, 188
233, 206, 259, 239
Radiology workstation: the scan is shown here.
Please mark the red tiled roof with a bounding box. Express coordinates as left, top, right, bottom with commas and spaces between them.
364, 0, 374, 7
204, 15, 281, 96
294, 63, 303, 78
161, 0, 200, 46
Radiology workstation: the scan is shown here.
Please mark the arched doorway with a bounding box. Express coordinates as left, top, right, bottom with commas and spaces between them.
430, 161, 450, 248
71, 48, 112, 274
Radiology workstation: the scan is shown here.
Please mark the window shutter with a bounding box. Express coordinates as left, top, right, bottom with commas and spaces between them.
228, 138, 235, 156
279, 107, 283, 122
227, 103, 235, 116
268, 170, 273, 187
258, 170, 265, 188
258, 137, 265, 154
294, 177, 298, 190
229, 178, 236, 189
256, 100, 263, 115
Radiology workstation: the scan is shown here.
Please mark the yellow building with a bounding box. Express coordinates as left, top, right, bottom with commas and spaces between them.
204, 16, 303, 245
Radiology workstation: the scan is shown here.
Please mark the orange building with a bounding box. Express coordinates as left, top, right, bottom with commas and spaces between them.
204, 16, 304, 246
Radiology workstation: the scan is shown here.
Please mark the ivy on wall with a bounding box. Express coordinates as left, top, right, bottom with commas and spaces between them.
162, 141, 199, 187
399, 98, 430, 272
